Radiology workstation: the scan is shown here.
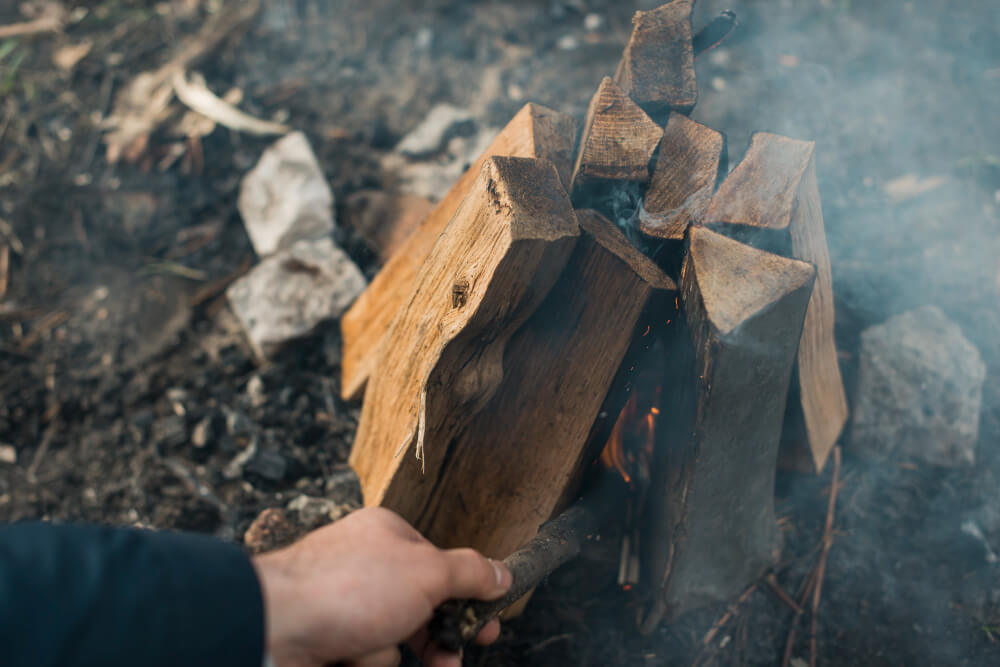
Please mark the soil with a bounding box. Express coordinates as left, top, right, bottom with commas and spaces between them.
1, 1, 999, 665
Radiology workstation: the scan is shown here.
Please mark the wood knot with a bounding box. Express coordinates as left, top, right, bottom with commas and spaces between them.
452, 280, 470, 308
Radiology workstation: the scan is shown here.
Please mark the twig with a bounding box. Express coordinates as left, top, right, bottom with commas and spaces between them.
810, 446, 842, 667
0, 243, 9, 300
765, 573, 804, 614
688, 581, 759, 667
428, 472, 622, 652
26, 423, 57, 483
780, 567, 818, 667
0, 5, 66, 39
18, 310, 68, 350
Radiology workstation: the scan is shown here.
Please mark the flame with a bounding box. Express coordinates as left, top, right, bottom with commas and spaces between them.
600, 389, 660, 484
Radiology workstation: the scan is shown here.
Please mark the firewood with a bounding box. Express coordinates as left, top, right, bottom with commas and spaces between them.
349, 157, 579, 509
639, 112, 726, 241
642, 226, 816, 629
412, 210, 676, 563
570, 77, 663, 192
340, 103, 577, 401
702, 132, 847, 472
614, 0, 697, 117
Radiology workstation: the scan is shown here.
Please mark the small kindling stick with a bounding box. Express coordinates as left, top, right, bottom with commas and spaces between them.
428, 471, 622, 652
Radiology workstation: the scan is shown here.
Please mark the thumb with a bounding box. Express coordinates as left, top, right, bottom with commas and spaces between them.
440, 548, 512, 601
346, 646, 401, 667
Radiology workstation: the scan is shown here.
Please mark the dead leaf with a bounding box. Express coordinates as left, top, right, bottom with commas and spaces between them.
102, 0, 261, 163
53, 41, 92, 71
172, 70, 289, 136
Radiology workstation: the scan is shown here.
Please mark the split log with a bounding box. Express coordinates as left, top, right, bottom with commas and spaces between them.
614, 0, 697, 117
702, 132, 847, 472
340, 103, 578, 400
639, 112, 726, 241
570, 77, 663, 192
413, 210, 676, 562
349, 157, 579, 509
642, 226, 816, 629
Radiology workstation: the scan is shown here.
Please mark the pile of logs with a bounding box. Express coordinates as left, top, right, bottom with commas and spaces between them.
341, 0, 847, 633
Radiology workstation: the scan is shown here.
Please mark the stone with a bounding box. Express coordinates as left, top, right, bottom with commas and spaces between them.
286, 494, 349, 528
395, 104, 475, 158
237, 131, 335, 257
851, 305, 985, 467
325, 468, 363, 507
227, 238, 366, 359
245, 448, 287, 482
0, 444, 15, 464
243, 508, 298, 554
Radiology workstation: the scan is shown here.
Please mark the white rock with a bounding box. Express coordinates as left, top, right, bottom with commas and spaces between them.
851, 305, 986, 467
287, 494, 348, 527
0, 444, 15, 464
238, 131, 334, 257
385, 125, 499, 201
396, 104, 475, 158
227, 238, 366, 359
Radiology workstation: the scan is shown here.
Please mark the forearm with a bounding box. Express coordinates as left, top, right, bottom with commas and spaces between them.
0, 522, 265, 667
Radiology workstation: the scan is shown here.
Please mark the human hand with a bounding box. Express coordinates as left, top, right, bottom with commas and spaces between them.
252, 507, 512, 667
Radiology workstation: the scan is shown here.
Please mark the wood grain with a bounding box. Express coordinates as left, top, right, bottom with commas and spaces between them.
614, 0, 697, 117
340, 103, 578, 400
571, 77, 663, 191
349, 157, 579, 511
639, 112, 725, 241
414, 210, 676, 562
702, 132, 847, 472
642, 226, 816, 629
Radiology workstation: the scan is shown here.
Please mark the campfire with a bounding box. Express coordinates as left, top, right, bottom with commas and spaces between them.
342, 0, 846, 642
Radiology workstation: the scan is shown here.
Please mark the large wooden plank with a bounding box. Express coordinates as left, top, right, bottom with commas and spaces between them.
340, 103, 578, 400
414, 210, 677, 561
642, 226, 816, 629
349, 157, 579, 510
702, 132, 847, 472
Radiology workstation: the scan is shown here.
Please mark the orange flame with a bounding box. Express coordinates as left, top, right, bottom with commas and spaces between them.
600, 390, 660, 484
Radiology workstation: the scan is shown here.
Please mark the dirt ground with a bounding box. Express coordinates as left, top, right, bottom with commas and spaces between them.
1, 0, 999, 665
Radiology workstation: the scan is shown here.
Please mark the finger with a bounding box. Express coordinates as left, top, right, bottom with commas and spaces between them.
346, 646, 402, 667
474, 618, 501, 645
424, 647, 463, 667
440, 549, 512, 600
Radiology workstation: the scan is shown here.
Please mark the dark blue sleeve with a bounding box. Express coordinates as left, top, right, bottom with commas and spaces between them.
0, 522, 265, 667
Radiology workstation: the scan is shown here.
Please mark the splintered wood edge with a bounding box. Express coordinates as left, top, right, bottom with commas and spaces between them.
575, 209, 676, 291
639, 112, 725, 240
615, 0, 696, 113
686, 226, 816, 337
571, 77, 662, 189
703, 132, 815, 232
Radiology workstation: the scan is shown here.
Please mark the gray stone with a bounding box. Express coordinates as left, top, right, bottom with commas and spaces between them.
238, 131, 334, 257
851, 305, 985, 466
286, 494, 349, 528
227, 238, 366, 359
395, 104, 475, 158
384, 125, 497, 201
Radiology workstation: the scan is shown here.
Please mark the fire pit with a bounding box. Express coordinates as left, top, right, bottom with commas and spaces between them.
343, 0, 847, 643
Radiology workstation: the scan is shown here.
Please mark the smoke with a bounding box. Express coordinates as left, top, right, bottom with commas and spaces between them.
684, 0, 1000, 663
